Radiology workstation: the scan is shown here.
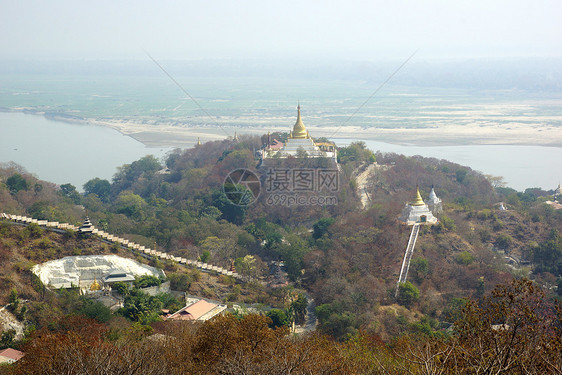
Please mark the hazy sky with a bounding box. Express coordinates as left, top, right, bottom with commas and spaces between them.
1, 0, 561, 61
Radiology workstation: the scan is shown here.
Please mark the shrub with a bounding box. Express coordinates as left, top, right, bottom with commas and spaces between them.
134, 275, 162, 289
495, 234, 513, 250
397, 282, 420, 307
455, 251, 475, 265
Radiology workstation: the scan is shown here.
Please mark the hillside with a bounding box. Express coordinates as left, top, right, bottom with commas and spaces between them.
0, 136, 561, 344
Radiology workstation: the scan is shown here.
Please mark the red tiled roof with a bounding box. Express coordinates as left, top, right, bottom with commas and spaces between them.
0, 348, 24, 362
168, 300, 217, 321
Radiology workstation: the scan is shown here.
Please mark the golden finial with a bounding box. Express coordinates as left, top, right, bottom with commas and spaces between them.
197, 137, 201, 146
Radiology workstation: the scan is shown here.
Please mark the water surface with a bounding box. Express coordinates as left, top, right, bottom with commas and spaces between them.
334, 139, 561, 191
0, 112, 171, 190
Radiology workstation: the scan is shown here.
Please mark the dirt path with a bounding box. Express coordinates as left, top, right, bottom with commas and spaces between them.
0, 306, 25, 340
293, 294, 317, 334
355, 163, 377, 209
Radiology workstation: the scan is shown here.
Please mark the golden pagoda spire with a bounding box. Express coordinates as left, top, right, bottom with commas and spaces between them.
197, 137, 201, 146
291, 104, 308, 139
413, 185, 425, 206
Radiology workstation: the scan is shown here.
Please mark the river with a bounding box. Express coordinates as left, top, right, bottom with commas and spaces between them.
0, 112, 559, 192
334, 139, 561, 191
0, 112, 171, 191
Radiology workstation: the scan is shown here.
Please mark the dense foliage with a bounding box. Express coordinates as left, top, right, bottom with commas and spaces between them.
2, 279, 561, 374
1, 135, 562, 356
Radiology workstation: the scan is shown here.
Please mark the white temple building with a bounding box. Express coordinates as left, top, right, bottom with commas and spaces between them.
427, 186, 443, 215
398, 186, 439, 225
261, 105, 337, 161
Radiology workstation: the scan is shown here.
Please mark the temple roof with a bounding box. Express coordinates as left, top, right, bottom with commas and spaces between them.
291, 105, 308, 139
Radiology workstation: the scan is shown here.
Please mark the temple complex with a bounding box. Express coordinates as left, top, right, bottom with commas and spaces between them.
398, 186, 439, 225
260, 105, 337, 161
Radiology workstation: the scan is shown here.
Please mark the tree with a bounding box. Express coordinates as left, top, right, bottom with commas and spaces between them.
6, 173, 29, 194
410, 257, 430, 283
495, 233, 513, 251
134, 275, 162, 289
397, 282, 420, 307
312, 217, 335, 240
121, 289, 162, 323
59, 183, 81, 204
290, 293, 308, 325
266, 309, 289, 328
83, 178, 111, 202
33, 183, 43, 195
235, 255, 257, 280
0, 329, 15, 350
115, 192, 148, 221
533, 230, 562, 276
112, 155, 161, 192
112, 281, 130, 295
79, 300, 111, 323
8, 288, 19, 311
451, 279, 562, 373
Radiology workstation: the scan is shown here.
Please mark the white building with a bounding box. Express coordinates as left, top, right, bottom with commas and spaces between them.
399, 186, 439, 225
427, 186, 443, 215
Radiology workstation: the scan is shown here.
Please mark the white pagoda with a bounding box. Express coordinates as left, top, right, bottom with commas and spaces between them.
427, 185, 443, 215
398, 186, 439, 225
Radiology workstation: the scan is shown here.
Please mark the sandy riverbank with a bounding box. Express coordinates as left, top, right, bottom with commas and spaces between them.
6, 109, 562, 148
90, 117, 562, 148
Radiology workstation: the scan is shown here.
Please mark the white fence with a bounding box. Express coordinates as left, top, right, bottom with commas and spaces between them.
0, 212, 242, 279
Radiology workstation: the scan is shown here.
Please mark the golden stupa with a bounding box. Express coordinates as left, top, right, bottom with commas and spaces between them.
291, 105, 308, 139
90, 278, 101, 291
413, 186, 425, 206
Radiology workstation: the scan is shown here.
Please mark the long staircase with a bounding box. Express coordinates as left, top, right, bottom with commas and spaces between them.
395, 224, 420, 297
0, 212, 242, 279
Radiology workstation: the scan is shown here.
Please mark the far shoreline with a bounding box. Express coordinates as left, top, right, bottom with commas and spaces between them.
3, 108, 562, 149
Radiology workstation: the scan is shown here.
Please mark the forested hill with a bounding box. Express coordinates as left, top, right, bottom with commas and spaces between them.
0, 135, 561, 343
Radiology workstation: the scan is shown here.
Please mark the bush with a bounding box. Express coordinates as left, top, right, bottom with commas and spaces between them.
80, 300, 112, 323
112, 281, 130, 295
440, 215, 456, 231
455, 251, 475, 265
134, 275, 162, 289
266, 308, 289, 328
495, 234, 513, 250
168, 273, 192, 292
411, 257, 430, 282
397, 282, 420, 307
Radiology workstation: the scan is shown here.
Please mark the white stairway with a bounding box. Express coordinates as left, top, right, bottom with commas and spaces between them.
395, 223, 420, 297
